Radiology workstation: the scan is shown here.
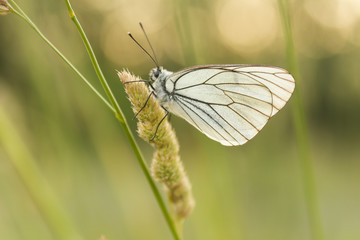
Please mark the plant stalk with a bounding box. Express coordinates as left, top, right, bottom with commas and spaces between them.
7, 1, 181, 239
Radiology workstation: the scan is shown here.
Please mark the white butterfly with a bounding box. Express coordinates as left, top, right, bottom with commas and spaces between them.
149, 65, 295, 146
129, 24, 295, 146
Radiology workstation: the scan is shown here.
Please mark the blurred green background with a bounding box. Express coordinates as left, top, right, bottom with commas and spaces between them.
1, 0, 360, 239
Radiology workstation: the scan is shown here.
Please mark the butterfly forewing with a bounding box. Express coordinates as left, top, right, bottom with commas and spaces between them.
165, 65, 295, 146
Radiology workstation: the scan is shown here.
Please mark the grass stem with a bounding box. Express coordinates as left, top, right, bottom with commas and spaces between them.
7, 0, 114, 112
6, 1, 181, 239
63, 1, 181, 239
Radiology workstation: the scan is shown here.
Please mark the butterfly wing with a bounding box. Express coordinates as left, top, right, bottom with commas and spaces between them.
165, 65, 295, 146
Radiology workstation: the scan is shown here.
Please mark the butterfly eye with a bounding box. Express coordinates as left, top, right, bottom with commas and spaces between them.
154, 69, 160, 78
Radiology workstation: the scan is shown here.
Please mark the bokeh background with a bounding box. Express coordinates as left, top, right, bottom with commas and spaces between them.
1, 0, 360, 239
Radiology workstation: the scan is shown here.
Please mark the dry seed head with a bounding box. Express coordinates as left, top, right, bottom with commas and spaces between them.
118, 70, 195, 219
117, 70, 174, 146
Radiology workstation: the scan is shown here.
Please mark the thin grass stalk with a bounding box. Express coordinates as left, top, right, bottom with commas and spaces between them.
6, 1, 181, 239
6, 0, 113, 112
277, 1, 324, 240
63, 2, 181, 239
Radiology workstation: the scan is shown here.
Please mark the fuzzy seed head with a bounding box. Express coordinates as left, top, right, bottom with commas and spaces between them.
118, 70, 195, 219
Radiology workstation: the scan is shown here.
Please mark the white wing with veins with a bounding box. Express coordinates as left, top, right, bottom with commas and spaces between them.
163, 65, 295, 146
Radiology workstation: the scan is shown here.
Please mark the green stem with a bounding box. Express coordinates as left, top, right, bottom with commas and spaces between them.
63, 0, 122, 122
7, 0, 114, 112
0, 107, 82, 240
62, 1, 180, 239
277, 1, 324, 240
7, 1, 181, 239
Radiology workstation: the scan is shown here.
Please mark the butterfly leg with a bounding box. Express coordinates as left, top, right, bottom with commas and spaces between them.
123, 78, 154, 91
150, 106, 169, 141
123, 79, 151, 84
133, 91, 154, 120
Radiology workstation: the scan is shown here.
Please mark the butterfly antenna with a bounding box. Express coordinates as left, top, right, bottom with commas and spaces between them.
139, 22, 160, 69
128, 32, 160, 68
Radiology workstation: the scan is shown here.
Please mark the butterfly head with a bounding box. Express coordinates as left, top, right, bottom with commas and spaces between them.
149, 67, 173, 84
150, 66, 173, 83
149, 67, 163, 82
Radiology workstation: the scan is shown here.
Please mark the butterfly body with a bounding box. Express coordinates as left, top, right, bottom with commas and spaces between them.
149, 64, 295, 146
151, 67, 174, 107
